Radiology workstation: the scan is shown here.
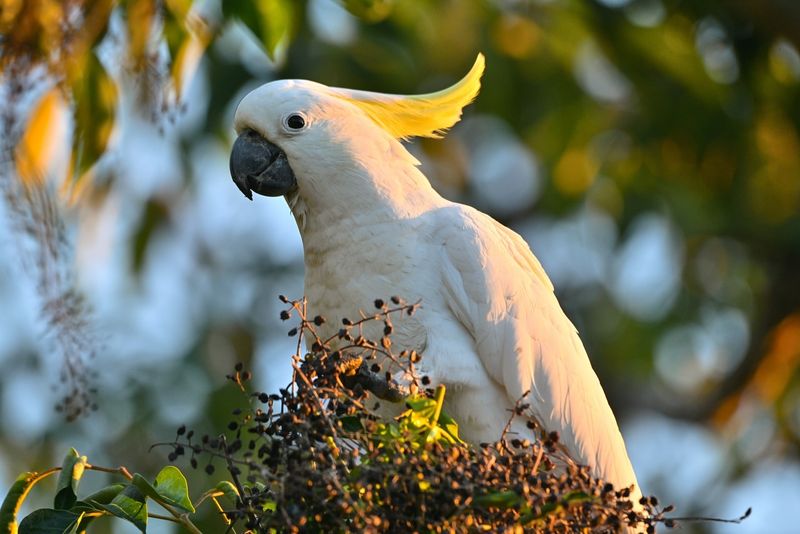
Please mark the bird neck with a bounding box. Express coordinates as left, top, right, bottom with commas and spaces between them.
287, 149, 444, 247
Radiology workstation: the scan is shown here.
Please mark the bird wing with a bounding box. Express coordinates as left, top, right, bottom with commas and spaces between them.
434, 205, 638, 490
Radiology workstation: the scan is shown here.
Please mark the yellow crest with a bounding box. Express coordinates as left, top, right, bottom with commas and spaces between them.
332, 54, 485, 140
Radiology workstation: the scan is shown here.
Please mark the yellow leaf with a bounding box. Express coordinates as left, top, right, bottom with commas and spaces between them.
170, 16, 212, 101
14, 89, 67, 189
0, 0, 24, 28
127, 0, 156, 68
66, 52, 118, 205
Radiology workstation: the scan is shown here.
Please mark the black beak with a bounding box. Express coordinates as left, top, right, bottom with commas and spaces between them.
229, 129, 297, 200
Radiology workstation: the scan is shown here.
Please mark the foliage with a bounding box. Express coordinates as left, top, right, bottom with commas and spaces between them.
2, 299, 691, 533
0, 448, 205, 534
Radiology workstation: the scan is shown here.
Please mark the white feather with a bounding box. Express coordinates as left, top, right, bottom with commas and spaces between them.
232, 69, 643, 508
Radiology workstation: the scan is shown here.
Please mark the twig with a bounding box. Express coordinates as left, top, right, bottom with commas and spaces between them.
85, 464, 134, 480
668, 507, 752, 524
219, 435, 251, 517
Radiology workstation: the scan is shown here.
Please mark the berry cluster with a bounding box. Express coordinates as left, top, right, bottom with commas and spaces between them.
165, 297, 679, 533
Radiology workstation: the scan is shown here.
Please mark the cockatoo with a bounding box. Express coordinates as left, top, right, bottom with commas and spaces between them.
229, 54, 642, 502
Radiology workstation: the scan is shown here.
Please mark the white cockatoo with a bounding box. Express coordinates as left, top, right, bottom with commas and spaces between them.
229, 54, 641, 501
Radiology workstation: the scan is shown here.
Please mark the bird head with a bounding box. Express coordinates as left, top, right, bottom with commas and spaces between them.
230, 54, 484, 207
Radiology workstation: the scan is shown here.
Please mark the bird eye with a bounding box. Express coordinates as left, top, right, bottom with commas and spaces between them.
285, 113, 306, 131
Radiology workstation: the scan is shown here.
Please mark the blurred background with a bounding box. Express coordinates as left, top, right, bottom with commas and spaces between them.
1, 0, 799, 532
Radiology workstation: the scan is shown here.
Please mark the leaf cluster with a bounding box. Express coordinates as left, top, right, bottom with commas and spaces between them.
2, 297, 752, 533
161, 297, 672, 533
0, 448, 210, 533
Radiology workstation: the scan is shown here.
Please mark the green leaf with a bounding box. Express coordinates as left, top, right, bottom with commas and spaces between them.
520, 490, 593, 524
153, 466, 195, 514
214, 481, 239, 506
130, 474, 160, 503
403, 397, 437, 429
81, 484, 126, 506
423, 425, 440, 444
132, 467, 195, 514
400, 395, 461, 445
1, 472, 39, 534
437, 411, 464, 444
62, 505, 100, 533
69, 51, 117, 189
54, 449, 87, 510
404, 396, 436, 414
474, 490, 522, 510
223, 0, 293, 60
162, 3, 189, 65
563, 491, 592, 503
18, 509, 82, 534
71, 483, 126, 516
98, 485, 147, 533
64, 512, 86, 534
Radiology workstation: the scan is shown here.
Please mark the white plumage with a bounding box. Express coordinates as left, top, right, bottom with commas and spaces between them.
231, 55, 642, 502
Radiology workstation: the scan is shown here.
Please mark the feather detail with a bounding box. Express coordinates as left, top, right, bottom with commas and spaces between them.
329, 53, 485, 140
433, 204, 642, 499
285, 188, 307, 232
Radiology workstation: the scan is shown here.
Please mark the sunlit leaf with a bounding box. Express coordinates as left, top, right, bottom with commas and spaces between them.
0, 472, 38, 534
68, 51, 117, 202
400, 393, 461, 444
0, 0, 25, 35
163, 0, 190, 65
72, 483, 126, 512
132, 467, 194, 514
98, 485, 147, 533
63, 0, 114, 72
63, 512, 86, 534
424, 426, 441, 443
14, 89, 67, 189
131, 474, 159, 500
437, 412, 463, 443
126, 0, 156, 69
83, 0, 114, 53
69, 489, 118, 531
404, 396, 436, 418
164, 0, 192, 22
163, 0, 212, 100
153, 466, 195, 513
170, 21, 212, 101
54, 448, 87, 510
214, 480, 240, 506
